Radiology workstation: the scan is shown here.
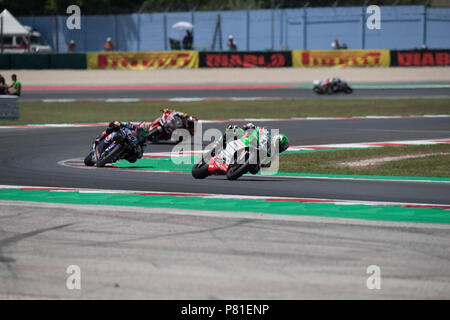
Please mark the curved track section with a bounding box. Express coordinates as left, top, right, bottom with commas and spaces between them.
1, 118, 450, 204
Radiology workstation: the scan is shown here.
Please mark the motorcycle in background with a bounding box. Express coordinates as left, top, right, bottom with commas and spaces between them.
148, 110, 197, 143
313, 79, 353, 94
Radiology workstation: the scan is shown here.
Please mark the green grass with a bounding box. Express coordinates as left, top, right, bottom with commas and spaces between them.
1, 98, 449, 125
280, 144, 450, 178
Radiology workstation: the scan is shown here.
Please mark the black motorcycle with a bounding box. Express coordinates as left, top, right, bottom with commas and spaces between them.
84, 127, 145, 167
313, 80, 353, 94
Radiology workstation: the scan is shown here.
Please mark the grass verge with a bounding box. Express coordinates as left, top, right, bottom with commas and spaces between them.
1, 98, 449, 125
279, 144, 450, 178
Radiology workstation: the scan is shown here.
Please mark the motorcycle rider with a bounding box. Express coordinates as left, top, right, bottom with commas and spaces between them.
209, 122, 289, 174
94, 121, 149, 163
135, 108, 197, 141
323, 77, 343, 92
222, 122, 289, 152
158, 107, 197, 137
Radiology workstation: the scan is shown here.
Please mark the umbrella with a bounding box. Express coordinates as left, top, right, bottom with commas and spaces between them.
172, 21, 194, 30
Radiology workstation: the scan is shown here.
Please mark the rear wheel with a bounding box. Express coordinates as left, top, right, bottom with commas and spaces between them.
248, 164, 260, 175
192, 161, 209, 179
148, 126, 161, 142
96, 144, 122, 167
226, 162, 250, 180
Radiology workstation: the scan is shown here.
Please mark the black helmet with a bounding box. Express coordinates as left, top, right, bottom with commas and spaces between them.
187, 115, 197, 129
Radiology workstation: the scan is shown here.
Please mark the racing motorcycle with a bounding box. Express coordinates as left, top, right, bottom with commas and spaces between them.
84, 126, 146, 167
313, 79, 353, 94
147, 110, 197, 143
192, 127, 272, 180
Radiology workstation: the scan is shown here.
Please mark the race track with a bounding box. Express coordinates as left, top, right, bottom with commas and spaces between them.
20, 86, 450, 101
1, 118, 450, 204
1, 86, 450, 299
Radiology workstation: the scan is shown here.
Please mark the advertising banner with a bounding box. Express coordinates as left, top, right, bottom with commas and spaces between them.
199, 52, 291, 68
87, 51, 199, 69
390, 49, 450, 67
292, 50, 390, 67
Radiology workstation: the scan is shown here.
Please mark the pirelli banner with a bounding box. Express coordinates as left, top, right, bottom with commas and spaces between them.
390, 49, 450, 67
199, 51, 292, 68
292, 50, 390, 67
87, 51, 199, 69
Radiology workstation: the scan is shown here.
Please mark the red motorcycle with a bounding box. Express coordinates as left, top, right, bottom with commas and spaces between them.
147, 110, 197, 143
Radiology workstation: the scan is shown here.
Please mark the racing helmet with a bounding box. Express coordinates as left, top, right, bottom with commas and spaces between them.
187, 115, 197, 130
243, 123, 256, 131
274, 134, 289, 153
135, 126, 149, 143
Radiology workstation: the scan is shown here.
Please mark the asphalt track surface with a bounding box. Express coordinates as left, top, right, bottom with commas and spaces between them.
1, 118, 450, 204
1, 101, 450, 298
21, 87, 450, 101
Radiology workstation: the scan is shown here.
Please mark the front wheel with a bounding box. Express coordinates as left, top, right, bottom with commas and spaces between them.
313, 87, 324, 95
84, 151, 95, 166
96, 144, 122, 167
344, 87, 353, 94
226, 162, 250, 180
192, 161, 209, 179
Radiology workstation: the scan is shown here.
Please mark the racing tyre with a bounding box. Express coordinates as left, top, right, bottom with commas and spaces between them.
84, 151, 95, 166
148, 127, 161, 143
96, 144, 122, 167
313, 87, 324, 95
248, 164, 260, 175
344, 87, 353, 94
226, 162, 250, 181
192, 161, 209, 179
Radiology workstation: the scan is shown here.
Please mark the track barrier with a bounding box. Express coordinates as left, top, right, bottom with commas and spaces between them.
0, 49, 449, 69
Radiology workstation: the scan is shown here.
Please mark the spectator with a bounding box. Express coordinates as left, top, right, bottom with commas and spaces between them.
182, 30, 193, 50
68, 40, 76, 52
227, 35, 237, 51
9, 74, 21, 97
0, 74, 8, 95
104, 37, 114, 51
331, 39, 341, 50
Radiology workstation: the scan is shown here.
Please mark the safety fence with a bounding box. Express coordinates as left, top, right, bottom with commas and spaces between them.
0, 49, 449, 69
17, 6, 450, 53
0, 53, 86, 69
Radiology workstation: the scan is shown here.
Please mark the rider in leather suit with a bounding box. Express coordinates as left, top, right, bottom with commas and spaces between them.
209, 123, 289, 174
95, 121, 148, 163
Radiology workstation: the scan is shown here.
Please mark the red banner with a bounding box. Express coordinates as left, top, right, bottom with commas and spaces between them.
200, 52, 291, 68
391, 50, 450, 66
